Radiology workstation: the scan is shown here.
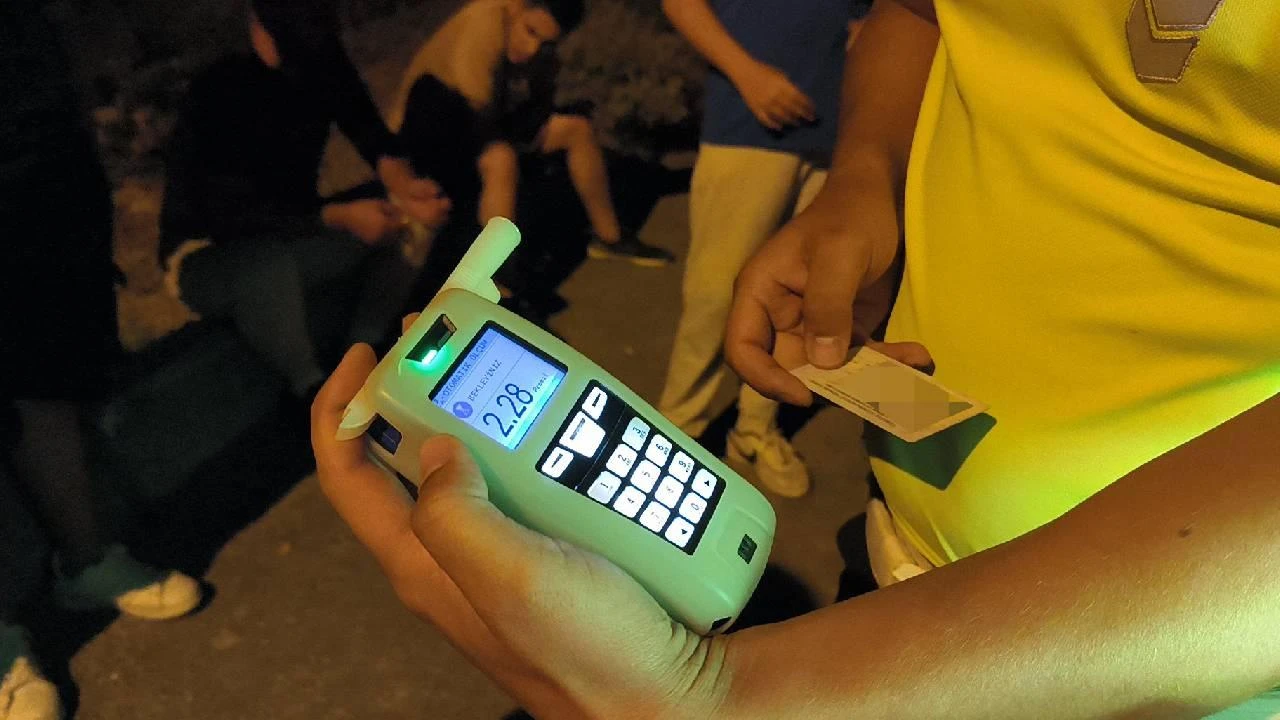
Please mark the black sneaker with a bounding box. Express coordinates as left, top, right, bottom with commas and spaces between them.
586, 231, 674, 268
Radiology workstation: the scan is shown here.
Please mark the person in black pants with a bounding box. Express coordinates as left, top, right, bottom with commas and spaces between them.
159, 0, 452, 401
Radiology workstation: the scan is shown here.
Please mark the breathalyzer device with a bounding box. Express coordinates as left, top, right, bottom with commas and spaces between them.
337, 218, 775, 634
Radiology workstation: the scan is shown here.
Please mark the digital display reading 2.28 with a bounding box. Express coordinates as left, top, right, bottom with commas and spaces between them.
430, 324, 566, 450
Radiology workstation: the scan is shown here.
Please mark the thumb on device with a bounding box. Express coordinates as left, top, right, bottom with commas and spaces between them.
411, 435, 564, 625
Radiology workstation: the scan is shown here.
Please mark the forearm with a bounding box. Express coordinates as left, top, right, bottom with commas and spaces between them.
722, 396, 1280, 718
824, 0, 938, 193
661, 0, 758, 84
315, 37, 401, 167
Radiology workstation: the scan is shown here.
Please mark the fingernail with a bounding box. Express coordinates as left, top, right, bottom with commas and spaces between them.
811, 336, 843, 367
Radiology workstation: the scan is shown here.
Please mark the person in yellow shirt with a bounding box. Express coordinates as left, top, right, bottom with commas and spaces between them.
309, 0, 1279, 716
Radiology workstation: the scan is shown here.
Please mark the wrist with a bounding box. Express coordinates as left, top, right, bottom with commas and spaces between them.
706, 633, 761, 720
824, 145, 899, 193
580, 636, 735, 720
724, 54, 762, 88
670, 635, 736, 720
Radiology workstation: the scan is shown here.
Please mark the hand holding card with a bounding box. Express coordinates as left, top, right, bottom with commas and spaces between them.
792, 346, 989, 442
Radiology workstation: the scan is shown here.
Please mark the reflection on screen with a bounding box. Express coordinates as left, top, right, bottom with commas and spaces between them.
430, 325, 566, 450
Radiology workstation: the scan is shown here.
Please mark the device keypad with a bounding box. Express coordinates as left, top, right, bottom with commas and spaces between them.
536, 382, 724, 553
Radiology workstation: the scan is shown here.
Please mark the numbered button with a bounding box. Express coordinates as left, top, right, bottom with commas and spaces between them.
583, 386, 608, 420
664, 518, 695, 549
605, 445, 637, 477
655, 476, 683, 508
678, 494, 706, 524
586, 472, 621, 504
639, 502, 671, 533
630, 460, 660, 493
670, 451, 695, 481
645, 434, 672, 467
692, 469, 717, 499
612, 486, 646, 518
540, 447, 573, 479
559, 412, 605, 456
621, 417, 650, 451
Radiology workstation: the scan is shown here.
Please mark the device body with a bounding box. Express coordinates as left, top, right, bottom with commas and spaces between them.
338, 220, 775, 634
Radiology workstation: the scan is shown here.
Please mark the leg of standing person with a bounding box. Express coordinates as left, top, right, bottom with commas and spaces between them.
8, 400, 202, 619
726, 159, 827, 497
657, 143, 802, 437
3, 200, 201, 624
0, 453, 59, 720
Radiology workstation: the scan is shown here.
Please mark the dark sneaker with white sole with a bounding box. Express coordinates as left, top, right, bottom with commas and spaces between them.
587, 232, 674, 268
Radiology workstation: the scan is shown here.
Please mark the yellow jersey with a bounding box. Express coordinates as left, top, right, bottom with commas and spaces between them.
870, 0, 1280, 566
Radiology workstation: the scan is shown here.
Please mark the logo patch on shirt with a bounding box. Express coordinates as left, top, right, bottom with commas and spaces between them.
1127, 0, 1226, 83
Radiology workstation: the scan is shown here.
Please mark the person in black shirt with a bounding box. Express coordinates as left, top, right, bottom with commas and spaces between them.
393, 0, 675, 269
160, 0, 451, 399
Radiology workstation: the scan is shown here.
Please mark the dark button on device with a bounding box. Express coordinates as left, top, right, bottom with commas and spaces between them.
368, 415, 402, 454
737, 534, 757, 563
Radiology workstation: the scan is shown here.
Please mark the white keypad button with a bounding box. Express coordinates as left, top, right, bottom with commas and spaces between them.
639, 502, 671, 533
540, 447, 573, 478
586, 472, 621, 504
621, 417, 650, 451
631, 460, 660, 493
583, 386, 608, 420
645, 434, 672, 467
559, 412, 605, 457
612, 486, 646, 518
605, 445, 637, 477
692, 469, 717, 499
655, 476, 683, 508
665, 518, 695, 549
670, 451, 695, 481
678, 494, 706, 524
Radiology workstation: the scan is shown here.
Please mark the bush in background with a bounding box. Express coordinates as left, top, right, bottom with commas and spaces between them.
556, 0, 703, 159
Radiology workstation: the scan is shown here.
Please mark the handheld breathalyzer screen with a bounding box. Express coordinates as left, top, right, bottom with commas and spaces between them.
430, 322, 566, 450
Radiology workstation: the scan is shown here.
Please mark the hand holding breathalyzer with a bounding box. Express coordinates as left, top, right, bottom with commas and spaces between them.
332, 218, 774, 635
312, 347, 729, 720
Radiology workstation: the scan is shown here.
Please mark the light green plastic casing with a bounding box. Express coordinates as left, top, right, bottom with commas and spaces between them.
337, 219, 775, 634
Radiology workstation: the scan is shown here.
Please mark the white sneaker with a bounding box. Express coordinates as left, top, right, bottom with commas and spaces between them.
0, 657, 62, 720
54, 544, 202, 621
726, 428, 811, 498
